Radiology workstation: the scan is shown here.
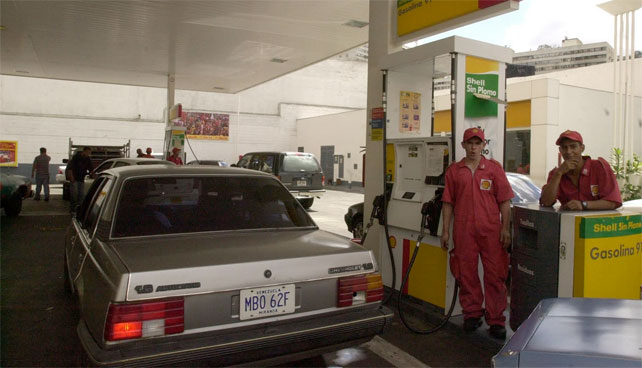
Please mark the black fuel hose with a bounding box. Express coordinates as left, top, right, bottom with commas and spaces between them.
397, 216, 459, 334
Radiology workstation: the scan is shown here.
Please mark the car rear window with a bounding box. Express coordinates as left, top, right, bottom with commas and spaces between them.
282, 155, 320, 172
112, 176, 314, 237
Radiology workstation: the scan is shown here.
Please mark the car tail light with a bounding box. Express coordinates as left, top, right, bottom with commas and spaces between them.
337, 273, 383, 307
322, 175, 325, 186
58, 168, 63, 175
104, 298, 184, 341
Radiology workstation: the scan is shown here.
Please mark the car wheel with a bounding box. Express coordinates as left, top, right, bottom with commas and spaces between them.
4, 193, 22, 217
352, 215, 364, 239
299, 198, 314, 209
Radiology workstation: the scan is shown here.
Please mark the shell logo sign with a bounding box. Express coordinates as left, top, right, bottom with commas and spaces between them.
397, 0, 516, 37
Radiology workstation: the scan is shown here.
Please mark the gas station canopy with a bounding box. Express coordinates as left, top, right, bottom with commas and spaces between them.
0, 0, 369, 93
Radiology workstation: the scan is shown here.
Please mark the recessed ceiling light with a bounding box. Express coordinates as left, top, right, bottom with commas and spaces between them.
343, 20, 369, 28
270, 58, 288, 63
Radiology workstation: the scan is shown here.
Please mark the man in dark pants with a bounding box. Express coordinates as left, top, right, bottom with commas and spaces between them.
67, 147, 92, 214
440, 128, 514, 340
32, 147, 51, 201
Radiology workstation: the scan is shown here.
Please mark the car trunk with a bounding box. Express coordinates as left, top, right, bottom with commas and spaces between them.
110, 229, 375, 302
108, 229, 377, 332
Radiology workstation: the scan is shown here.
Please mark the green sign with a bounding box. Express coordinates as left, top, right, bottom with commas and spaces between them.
464, 73, 498, 117
580, 215, 642, 239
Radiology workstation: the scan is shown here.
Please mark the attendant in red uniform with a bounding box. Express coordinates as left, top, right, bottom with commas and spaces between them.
168, 147, 183, 165
540, 130, 621, 210
440, 127, 514, 340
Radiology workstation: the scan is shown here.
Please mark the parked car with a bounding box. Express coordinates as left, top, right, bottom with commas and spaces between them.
64, 165, 392, 366
344, 172, 542, 239
81, 157, 175, 197
186, 159, 229, 167
236, 152, 325, 209
0, 172, 33, 217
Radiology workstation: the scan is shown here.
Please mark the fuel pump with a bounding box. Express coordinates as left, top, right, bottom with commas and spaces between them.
365, 36, 512, 332
397, 190, 461, 334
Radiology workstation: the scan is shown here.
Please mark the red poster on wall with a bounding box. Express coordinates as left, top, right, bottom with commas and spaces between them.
0, 141, 18, 167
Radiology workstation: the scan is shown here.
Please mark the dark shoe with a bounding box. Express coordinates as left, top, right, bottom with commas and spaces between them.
44, 197, 49, 202
463, 317, 482, 332
34, 197, 40, 201
489, 324, 506, 339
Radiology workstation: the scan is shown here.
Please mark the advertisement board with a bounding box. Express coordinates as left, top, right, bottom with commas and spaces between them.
175, 111, 230, 141
0, 141, 18, 167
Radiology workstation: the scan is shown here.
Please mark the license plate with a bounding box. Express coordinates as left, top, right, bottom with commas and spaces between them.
296, 180, 307, 186
240, 284, 295, 320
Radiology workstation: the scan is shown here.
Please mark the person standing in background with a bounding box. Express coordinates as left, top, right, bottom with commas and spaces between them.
67, 147, 92, 213
136, 148, 145, 157
32, 147, 51, 201
143, 147, 154, 158
168, 147, 183, 165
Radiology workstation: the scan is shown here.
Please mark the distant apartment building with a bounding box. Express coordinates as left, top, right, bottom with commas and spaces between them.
512, 38, 614, 74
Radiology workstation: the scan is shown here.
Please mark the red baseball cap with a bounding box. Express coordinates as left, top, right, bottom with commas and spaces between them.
462, 127, 485, 142
555, 130, 583, 145
172, 147, 180, 153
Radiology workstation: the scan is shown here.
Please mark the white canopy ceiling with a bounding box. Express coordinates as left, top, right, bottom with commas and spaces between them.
1, 0, 369, 93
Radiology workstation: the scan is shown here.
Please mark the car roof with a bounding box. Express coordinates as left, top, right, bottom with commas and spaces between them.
101, 165, 273, 179
102, 157, 173, 165
242, 151, 315, 156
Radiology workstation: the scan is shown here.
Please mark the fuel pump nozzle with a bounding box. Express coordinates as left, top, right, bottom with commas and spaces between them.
361, 194, 386, 243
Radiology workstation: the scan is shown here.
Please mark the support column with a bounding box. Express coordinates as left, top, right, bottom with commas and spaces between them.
529, 78, 560, 186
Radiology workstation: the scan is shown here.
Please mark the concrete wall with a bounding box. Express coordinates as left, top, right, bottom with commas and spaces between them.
296, 109, 366, 185
0, 57, 366, 178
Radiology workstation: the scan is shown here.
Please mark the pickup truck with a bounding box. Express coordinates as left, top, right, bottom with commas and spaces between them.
59, 139, 130, 200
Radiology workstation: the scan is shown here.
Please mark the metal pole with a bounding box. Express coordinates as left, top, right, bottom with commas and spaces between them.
630, 10, 637, 157
624, 12, 630, 160
613, 15, 618, 148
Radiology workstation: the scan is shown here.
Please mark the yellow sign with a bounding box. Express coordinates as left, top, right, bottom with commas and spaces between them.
396, 0, 514, 37
573, 214, 642, 299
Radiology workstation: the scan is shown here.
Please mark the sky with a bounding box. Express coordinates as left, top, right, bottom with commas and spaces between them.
415, 0, 642, 52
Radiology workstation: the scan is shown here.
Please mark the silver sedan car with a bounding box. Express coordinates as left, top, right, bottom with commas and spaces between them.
64, 165, 392, 366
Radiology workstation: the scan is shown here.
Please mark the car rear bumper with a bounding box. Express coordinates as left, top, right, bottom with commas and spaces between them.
79, 305, 393, 367
290, 189, 325, 199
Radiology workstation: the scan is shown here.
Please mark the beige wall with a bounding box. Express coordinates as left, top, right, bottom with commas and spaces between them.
296, 109, 366, 184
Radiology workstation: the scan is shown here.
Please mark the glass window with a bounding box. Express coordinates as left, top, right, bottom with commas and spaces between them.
78, 177, 113, 234
237, 155, 251, 168
112, 176, 315, 238
505, 130, 531, 174
281, 155, 321, 172
113, 161, 129, 168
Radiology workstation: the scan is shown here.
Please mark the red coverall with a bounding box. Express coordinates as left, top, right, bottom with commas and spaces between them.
541, 156, 622, 207
442, 156, 514, 326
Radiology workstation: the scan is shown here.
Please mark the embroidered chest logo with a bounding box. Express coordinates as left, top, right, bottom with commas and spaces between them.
480, 179, 492, 191
590, 185, 599, 197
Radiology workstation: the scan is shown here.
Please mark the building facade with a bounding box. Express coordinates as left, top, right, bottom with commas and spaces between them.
512, 38, 614, 75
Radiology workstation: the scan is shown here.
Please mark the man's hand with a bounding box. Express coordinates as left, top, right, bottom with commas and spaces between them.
558, 157, 581, 175
561, 199, 583, 211
500, 229, 511, 249
440, 232, 450, 251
